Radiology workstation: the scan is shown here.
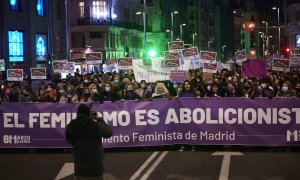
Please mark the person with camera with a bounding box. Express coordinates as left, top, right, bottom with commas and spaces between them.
65, 104, 113, 180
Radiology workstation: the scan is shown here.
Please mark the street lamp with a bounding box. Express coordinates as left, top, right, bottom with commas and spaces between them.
192, 33, 197, 46
259, 32, 265, 59
171, 11, 178, 41
208, 41, 212, 49
136, 0, 147, 57
222, 45, 226, 63
166, 29, 171, 41
180, 23, 186, 41
262, 21, 269, 54
136, 11, 146, 51
272, 6, 280, 54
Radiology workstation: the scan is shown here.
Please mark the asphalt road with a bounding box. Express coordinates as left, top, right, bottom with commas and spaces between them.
0, 146, 300, 180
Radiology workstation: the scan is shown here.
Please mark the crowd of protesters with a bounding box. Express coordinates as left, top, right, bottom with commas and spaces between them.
0, 65, 300, 103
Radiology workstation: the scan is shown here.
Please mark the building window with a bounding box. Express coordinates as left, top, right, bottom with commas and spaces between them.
10, 0, 21, 11
36, 34, 47, 61
37, 0, 46, 16
79, 2, 85, 18
8, 31, 24, 62
92, 1, 108, 20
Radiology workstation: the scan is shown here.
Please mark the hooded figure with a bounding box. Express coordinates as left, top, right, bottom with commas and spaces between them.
65, 104, 113, 179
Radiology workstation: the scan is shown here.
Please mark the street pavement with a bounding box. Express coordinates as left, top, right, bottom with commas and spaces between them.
0, 146, 300, 180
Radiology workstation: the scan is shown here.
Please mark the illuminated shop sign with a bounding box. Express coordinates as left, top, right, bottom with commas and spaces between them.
8, 31, 24, 62
36, 34, 47, 61
296, 34, 300, 48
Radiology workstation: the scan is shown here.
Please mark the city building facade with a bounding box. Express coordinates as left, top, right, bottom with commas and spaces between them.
0, 0, 66, 74
69, 0, 168, 61
283, 2, 300, 55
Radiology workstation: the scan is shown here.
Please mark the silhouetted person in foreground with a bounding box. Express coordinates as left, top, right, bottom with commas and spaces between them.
65, 104, 113, 180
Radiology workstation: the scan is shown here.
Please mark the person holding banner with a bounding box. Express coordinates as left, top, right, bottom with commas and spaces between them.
79, 88, 93, 103
204, 83, 222, 98
151, 83, 172, 99
225, 83, 240, 97
99, 82, 120, 102
178, 80, 200, 98
178, 80, 199, 151
240, 81, 253, 98
122, 83, 141, 100
276, 83, 292, 97
143, 85, 154, 99
133, 82, 144, 99
65, 104, 113, 180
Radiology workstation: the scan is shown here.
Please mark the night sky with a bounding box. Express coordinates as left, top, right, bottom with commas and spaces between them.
254, 0, 279, 13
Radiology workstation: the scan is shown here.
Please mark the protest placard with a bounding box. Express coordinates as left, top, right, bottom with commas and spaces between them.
30, 68, 46, 79
7, 69, 23, 81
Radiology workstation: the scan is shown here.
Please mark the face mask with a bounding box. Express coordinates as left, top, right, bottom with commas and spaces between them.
207, 86, 211, 91
282, 86, 288, 92
114, 80, 119, 84
178, 88, 182, 92
59, 90, 64, 93
92, 89, 98, 93
240, 79, 244, 83
261, 83, 267, 88
105, 87, 110, 92
84, 80, 88, 83
173, 84, 178, 89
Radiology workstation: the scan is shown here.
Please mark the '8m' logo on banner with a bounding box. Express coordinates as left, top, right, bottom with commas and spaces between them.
3, 135, 31, 144
287, 130, 300, 142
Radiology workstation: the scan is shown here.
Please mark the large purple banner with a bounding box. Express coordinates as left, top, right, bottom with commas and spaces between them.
1, 98, 300, 148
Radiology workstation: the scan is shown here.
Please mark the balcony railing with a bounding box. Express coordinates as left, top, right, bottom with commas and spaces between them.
76, 17, 152, 32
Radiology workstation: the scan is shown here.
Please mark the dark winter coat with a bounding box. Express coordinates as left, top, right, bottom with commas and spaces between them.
65, 115, 113, 177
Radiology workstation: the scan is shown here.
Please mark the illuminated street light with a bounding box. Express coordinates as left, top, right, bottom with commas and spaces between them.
166, 29, 171, 41
148, 49, 156, 58
180, 23, 186, 41
262, 21, 269, 53
136, 0, 147, 57
208, 41, 212, 49
272, 6, 280, 54
171, 11, 178, 41
192, 33, 197, 45
222, 45, 226, 62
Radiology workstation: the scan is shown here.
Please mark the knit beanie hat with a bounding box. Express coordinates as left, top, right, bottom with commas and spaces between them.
77, 104, 91, 116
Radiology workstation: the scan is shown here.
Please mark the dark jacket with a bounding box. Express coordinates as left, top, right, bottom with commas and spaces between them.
65, 115, 113, 177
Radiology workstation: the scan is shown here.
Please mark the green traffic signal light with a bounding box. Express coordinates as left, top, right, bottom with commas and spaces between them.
148, 49, 156, 58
